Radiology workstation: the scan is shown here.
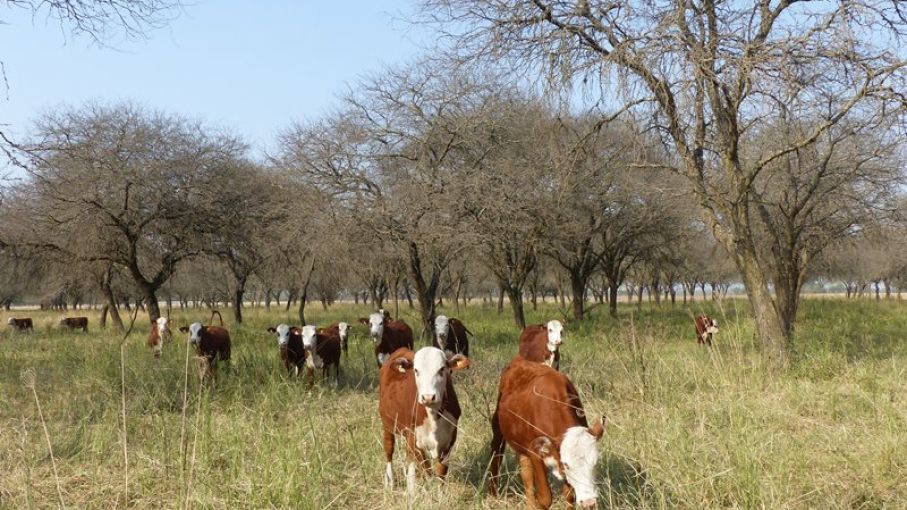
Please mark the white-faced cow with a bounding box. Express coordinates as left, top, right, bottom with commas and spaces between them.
268, 324, 305, 377
518, 320, 565, 370
694, 314, 719, 347
300, 325, 342, 385
319, 322, 350, 356
179, 322, 231, 381
359, 312, 414, 367
147, 317, 172, 357
434, 315, 471, 357
7, 317, 34, 332
379, 346, 471, 496
489, 356, 605, 509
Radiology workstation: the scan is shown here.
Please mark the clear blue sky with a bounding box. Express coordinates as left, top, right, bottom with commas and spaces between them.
0, 1, 430, 170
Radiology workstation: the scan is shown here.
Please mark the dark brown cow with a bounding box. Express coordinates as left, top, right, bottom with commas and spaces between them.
434, 315, 471, 357
300, 325, 342, 385
59, 317, 89, 332
7, 317, 34, 332
319, 322, 350, 356
694, 314, 719, 346
379, 347, 470, 496
147, 317, 172, 357
359, 312, 414, 367
179, 322, 231, 380
518, 320, 564, 370
268, 324, 305, 376
489, 356, 605, 509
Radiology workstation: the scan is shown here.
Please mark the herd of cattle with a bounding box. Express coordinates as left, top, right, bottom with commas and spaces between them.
4, 310, 719, 509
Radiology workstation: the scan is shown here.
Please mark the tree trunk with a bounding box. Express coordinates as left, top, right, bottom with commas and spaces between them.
569, 271, 586, 321
608, 284, 619, 318
735, 243, 789, 368
505, 285, 526, 329
496, 287, 505, 314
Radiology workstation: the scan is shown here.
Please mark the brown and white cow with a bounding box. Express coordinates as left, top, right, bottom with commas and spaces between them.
518, 320, 565, 370
268, 324, 305, 377
7, 317, 34, 332
379, 347, 471, 496
300, 325, 342, 385
359, 312, 414, 367
179, 322, 231, 380
694, 314, 719, 347
147, 317, 172, 357
319, 322, 350, 356
489, 356, 605, 509
434, 315, 471, 357
59, 317, 89, 332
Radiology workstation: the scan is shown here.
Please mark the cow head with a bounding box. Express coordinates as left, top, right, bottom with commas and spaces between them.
338, 322, 349, 340
392, 347, 470, 409
179, 323, 203, 346
434, 315, 450, 347
707, 318, 719, 335
301, 325, 318, 352
366, 312, 385, 343
156, 316, 170, 333
546, 320, 564, 352
559, 417, 606, 508
268, 324, 292, 347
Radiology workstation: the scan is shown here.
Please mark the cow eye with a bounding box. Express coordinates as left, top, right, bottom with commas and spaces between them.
413, 369, 419, 376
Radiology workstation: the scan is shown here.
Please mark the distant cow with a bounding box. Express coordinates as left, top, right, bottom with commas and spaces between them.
59, 317, 89, 332
301, 325, 342, 385
518, 320, 565, 370
180, 322, 231, 380
694, 314, 719, 346
434, 315, 471, 357
379, 347, 471, 496
268, 324, 305, 377
147, 317, 172, 357
319, 322, 350, 356
359, 312, 414, 367
489, 356, 605, 509
7, 317, 34, 332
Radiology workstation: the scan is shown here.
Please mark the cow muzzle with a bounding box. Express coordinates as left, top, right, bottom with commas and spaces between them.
578, 499, 597, 509
419, 394, 438, 406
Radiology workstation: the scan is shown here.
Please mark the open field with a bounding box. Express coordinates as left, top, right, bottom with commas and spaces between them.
2, 300, 907, 509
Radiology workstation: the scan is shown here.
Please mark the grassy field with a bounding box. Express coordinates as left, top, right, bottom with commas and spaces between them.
2, 299, 906, 509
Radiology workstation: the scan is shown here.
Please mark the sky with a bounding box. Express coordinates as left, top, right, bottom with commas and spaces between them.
0, 1, 432, 174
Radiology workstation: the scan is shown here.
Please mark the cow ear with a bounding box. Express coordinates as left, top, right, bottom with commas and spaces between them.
447, 354, 471, 371
267, 327, 277, 333
588, 416, 606, 440
392, 358, 413, 373
179, 326, 189, 333
530, 436, 555, 457
358, 317, 369, 325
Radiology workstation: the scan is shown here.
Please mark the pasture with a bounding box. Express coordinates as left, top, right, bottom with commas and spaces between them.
1, 299, 906, 509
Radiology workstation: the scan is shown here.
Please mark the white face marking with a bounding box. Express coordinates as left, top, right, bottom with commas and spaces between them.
156, 317, 171, 342
187, 323, 203, 345
413, 347, 450, 408
274, 323, 291, 346
338, 322, 349, 339
368, 313, 384, 342
560, 426, 601, 506
708, 320, 719, 334
301, 325, 318, 351
434, 315, 450, 347
7, 318, 14, 325
547, 320, 564, 351
377, 352, 390, 366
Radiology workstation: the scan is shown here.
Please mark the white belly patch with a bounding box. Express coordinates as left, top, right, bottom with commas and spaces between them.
415, 410, 457, 461
306, 353, 324, 369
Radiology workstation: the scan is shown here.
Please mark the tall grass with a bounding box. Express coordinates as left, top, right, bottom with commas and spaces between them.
1, 299, 906, 508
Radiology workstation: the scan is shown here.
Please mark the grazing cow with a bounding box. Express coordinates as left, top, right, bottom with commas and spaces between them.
379, 347, 471, 496
358, 312, 414, 367
179, 322, 231, 380
59, 317, 89, 332
7, 317, 34, 332
434, 315, 471, 357
518, 320, 565, 370
300, 325, 342, 385
489, 356, 605, 509
319, 322, 350, 356
694, 314, 719, 346
147, 317, 172, 357
268, 324, 305, 377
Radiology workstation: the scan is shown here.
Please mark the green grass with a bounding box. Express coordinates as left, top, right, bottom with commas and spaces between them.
2, 298, 907, 509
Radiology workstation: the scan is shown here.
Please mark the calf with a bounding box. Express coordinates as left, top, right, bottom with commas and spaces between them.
359, 312, 414, 367
147, 317, 172, 357
179, 322, 231, 381
694, 314, 719, 346
300, 325, 342, 385
379, 347, 471, 496
59, 317, 89, 332
518, 320, 564, 370
319, 322, 350, 356
7, 317, 34, 332
434, 315, 471, 357
489, 356, 605, 509
268, 324, 305, 377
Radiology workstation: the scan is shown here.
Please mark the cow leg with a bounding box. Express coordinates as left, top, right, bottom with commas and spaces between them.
404, 434, 427, 497
562, 481, 576, 507
435, 427, 457, 480
488, 412, 507, 497
528, 455, 553, 509
307, 366, 315, 386
383, 428, 395, 488
518, 455, 539, 508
